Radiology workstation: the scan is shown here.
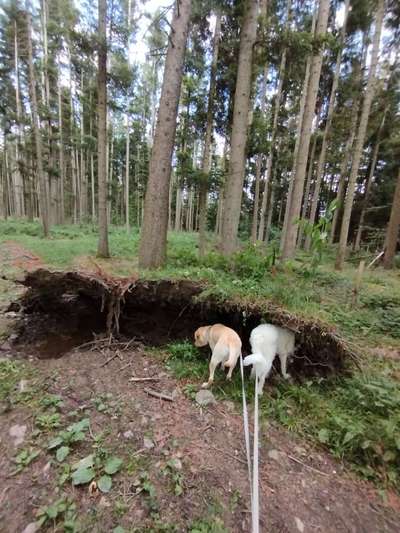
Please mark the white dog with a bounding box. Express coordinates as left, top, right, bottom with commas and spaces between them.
244, 324, 295, 395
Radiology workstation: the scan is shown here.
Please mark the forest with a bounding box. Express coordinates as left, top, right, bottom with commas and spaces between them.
0, 0, 400, 531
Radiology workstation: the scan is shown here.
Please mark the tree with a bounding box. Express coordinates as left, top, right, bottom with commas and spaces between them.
97, 0, 109, 257
335, 0, 385, 270
25, 10, 50, 237
281, 0, 330, 260
138, 0, 192, 268
304, 0, 351, 251
383, 168, 400, 269
220, 0, 259, 256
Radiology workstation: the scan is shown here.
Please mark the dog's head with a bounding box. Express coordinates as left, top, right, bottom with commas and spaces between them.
194, 326, 209, 347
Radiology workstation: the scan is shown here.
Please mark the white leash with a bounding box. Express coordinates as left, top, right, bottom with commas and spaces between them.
240, 354, 260, 533
239, 354, 253, 506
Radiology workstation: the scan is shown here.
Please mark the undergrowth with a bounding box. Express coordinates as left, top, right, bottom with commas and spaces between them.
165, 341, 400, 492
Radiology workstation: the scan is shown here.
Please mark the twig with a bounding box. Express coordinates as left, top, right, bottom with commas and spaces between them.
119, 361, 133, 372
144, 388, 174, 402
209, 445, 247, 466
99, 351, 120, 367
129, 377, 161, 383
287, 454, 329, 477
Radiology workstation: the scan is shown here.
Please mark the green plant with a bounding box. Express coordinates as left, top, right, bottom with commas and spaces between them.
36, 412, 61, 431
40, 394, 63, 410
71, 452, 123, 493
133, 471, 158, 513
36, 496, 79, 530
189, 517, 228, 533
162, 458, 184, 496
48, 417, 90, 461
166, 341, 206, 380
298, 200, 337, 274
12, 448, 40, 474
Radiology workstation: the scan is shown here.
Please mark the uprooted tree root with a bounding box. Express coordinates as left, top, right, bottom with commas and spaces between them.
13, 268, 359, 375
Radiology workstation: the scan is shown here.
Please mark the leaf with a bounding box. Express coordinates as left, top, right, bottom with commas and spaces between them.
343, 431, 355, 445
113, 527, 125, 533
71, 467, 95, 486
98, 475, 112, 493
104, 456, 123, 475
383, 451, 396, 462
46, 504, 59, 519
318, 428, 329, 443
72, 454, 94, 471
56, 446, 70, 462
48, 436, 63, 450
67, 418, 90, 434
71, 431, 86, 442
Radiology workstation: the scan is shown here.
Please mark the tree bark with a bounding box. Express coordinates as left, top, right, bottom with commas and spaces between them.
198, 10, 221, 256
57, 76, 65, 224
304, 0, 350, 250
97, 0, 110, 257
298, 131, 318, 246
281, 0, 330, 259
383, 169, 400, 269
139, 0, 192, 268
354, 102, 388, 251
26, 11, 49, 236
280, 7, 318, 251
335, 0, 385, 270
220, 0, 258, 256
251, 63, 268, 243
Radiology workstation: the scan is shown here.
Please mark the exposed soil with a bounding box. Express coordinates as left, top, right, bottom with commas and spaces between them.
1, 342, 399, 533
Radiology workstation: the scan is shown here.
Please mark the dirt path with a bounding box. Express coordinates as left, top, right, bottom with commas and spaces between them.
1, 343, 399, 533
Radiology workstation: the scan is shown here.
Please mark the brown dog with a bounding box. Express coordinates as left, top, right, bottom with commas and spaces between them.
194, 324, 242, 388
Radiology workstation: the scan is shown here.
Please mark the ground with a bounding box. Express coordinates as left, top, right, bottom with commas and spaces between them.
0, 232, 400, 532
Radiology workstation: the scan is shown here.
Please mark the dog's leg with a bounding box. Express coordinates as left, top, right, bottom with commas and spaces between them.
279, 351, 291, 379
202, 358, 217, 389
257, 373, 266, 395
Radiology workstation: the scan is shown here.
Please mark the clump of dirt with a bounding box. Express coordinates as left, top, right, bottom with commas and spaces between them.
12, 268, 358, 376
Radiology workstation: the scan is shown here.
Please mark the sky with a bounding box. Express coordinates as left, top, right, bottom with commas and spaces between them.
131, 0, 170, 63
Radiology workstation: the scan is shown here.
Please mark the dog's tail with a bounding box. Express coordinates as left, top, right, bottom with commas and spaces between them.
244, 352, 272, 377
224, 343, 241, 368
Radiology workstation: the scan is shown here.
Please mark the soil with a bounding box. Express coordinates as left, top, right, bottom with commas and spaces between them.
1, 241, 400, 532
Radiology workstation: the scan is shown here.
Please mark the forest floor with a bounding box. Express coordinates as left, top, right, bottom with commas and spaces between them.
0, 221, 400, 532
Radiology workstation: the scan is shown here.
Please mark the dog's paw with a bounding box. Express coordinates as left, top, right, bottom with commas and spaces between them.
282, 373, 291, 380
201, 382, 210, 389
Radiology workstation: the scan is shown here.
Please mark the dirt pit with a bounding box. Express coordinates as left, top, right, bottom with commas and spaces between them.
10, 269, 357, 377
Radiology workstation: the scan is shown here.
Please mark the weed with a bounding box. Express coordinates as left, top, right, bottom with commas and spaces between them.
166, 341, 206, 380
70, 450, 123, 493
35, 412, 62, 431
12, 448, 40, 474
36, 496, 79, 530
189, 517, 228, 533
40, 394, 63, 410
162, 458, 184, 496
133, 471, 158, 512
48, 417, 90, 461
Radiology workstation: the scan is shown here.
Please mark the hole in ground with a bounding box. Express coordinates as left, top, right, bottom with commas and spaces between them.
11, 269, 356, 375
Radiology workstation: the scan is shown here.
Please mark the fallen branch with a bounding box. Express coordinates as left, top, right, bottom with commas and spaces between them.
99, 350, 121, 368
144, 388, 174, 402
129, 377, 161, 383
287, 454, 329, 477
209, 445, 247, 466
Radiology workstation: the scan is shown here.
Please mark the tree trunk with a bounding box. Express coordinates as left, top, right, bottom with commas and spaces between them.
298, 132, 318, 246
198, 10, 221, 256
97, 0, 109, 257
335, 0, 385, 270
125, 117, 130, 231
13, 19, 25, 218
354, 108, 387, 251
329, 85, 362, 243
251, 63, 268, 243
79, 72, 87, 222
281, 0, 330, 260
280, 5, 318, 252
26, 11, 49, 236
220, 0, 258, 255
304, 0, 350, 251
383, 169, 400, 269
139, 0, 192, 268
57, 76, 65, 224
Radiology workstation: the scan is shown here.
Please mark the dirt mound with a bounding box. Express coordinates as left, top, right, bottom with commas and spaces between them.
13, 269, 358, 375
